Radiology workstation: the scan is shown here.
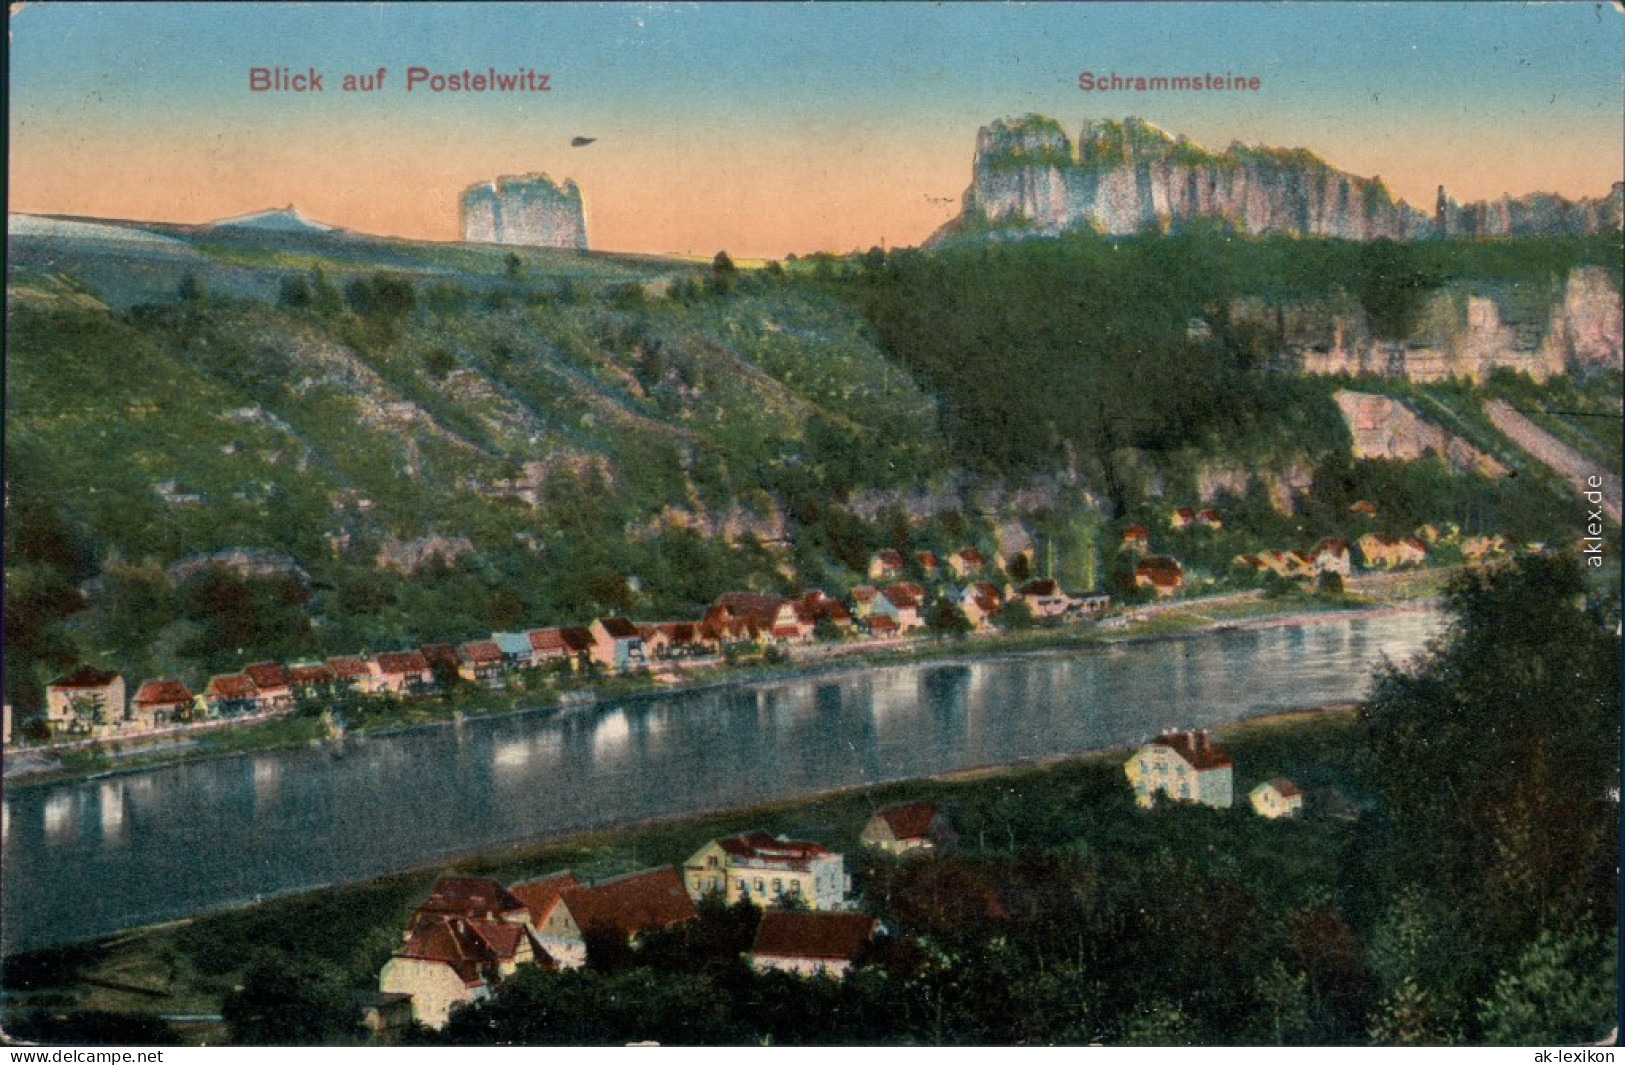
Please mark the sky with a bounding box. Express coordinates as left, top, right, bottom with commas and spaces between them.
8, 2, 1624, 258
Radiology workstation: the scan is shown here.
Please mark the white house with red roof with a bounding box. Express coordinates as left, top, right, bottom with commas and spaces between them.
957, 582, 1004, 631
1312, 538, 1353, 577
1124, 730, 1234, 809
457, 641, 507, 688
1008, 578, 1074, 619
750, 911, 879, 978
45, 666, 126, 736
371, 650, 434, 696
510, 867, 696, 969
243, 662, 295, 711
131, 679, 195, 729
874, 583, 926, 632
684, 831, 849, 911
1134, 556, 1186, 598
204, 673, 261, 717
1250, 779, 1304, 819
860, 801, 957, 856
379, 877, 546, 1029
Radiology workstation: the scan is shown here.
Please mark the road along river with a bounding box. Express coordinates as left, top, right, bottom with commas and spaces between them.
0, 608, 1442, 954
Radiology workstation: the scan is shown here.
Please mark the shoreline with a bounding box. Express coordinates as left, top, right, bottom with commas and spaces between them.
0, 593, 1440, 794
1, 701, 1363, 963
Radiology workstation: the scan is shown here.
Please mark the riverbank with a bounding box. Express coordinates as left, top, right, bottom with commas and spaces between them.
1, 578, 1444, 792
0, 701, 1370, 1041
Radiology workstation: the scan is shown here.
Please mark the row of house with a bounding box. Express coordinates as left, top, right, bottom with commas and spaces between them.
867, 547, 994, 583
1124, 729, 1303, 819
35, 572, 1112, 740
1235, 532, 1426, 579
379, 815, 952, 1030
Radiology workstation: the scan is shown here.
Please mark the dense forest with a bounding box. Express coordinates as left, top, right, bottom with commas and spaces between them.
5, 225, 1619, 719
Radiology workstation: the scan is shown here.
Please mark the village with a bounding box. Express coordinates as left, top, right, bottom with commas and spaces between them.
9, 501, 1508, 754
366, 725, 1304, 1035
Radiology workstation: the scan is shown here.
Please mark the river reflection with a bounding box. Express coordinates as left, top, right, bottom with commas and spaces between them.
2, 610, 1441, 953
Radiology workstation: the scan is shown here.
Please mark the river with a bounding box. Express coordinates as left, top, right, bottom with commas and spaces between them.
0, 608, 1441, 954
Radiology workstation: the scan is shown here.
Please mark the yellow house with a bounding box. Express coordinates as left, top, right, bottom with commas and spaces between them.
1250, 779, 1304, 819
684, 832, 849, 910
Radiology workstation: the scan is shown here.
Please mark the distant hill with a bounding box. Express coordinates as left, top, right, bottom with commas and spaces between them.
210, 205, 336, 233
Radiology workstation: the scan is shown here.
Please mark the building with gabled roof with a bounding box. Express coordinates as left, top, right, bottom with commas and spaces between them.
1124, 730, 1234, 809
243, 662, 294, 710
513, 867, 695, 970
46, 666, 126, 735
589, 617, 647, 672
327, 656, 376, 694
372, 650, 434, 695
379, 883, 549, 1031
131, 679, 194, 729
860, 801, 957, 856
458, 641, 507, 688
1250, 778, 1304, 819
684, 831, 849, 911
947, 547, 988, 578
750, 911, 879, 978
1134, 556, 1185, 598
204, 673, 260, 717
286, 662, 338, 702
868, 549, 906, 581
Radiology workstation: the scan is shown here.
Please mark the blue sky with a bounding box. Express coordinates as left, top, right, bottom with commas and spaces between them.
10, 2, 1623, 255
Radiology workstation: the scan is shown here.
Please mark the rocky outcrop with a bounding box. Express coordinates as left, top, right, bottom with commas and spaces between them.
953, 116, 1430, 241
1247, 267, 1623, 382
376, 534, 475, 575
1436, 183, 1625, 239
1485, 400, 1621, 524
461, 173, 587, 250
943, 115, 1622, 243
1333, 391, 1506, 477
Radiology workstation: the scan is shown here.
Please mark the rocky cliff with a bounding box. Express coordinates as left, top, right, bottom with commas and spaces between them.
461, 173, 587, 250
1231, 266, 1623, 383
944, 115, 1622, 243
1333, 391, 1506, 477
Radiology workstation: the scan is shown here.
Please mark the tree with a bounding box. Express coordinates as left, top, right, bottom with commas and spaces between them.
1475, 927, 1618, 1046
1360, 556, 1619, 949
177, 270, 206, 304
708, 251, 736, 295
278, 272, 312, 308
926, 597, 972, 640
221, 951, 360, 1045
996, 599, 1035, 632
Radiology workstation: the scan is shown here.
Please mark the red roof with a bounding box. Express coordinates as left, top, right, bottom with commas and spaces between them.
133, 679, 193, 707
288, 663, 336, 686
397, 920, 492, 987
414, 877, 529, 923
596, 616, 641, 640
771, 623, 801, 640
874, 549, 905, 570
916, 552, 939, 569
1016, 579, 1060, 598
528, 628, 567, 654
375, 650, 430, 676
328, 656, 373, 680
1267, 778, 1302, 799
713, 593, 787, 629
509, 872, 583, 925
1150, 730, 1233, 771
49, 665, 121, 690
867, 616, 898, 634
1402, 537, 1428, 552
1136, 556, 1185, 587
752, 911, 877, 964
206, 673, 259, 700
851, 586, 878, 604
882, 583, 923, 610
561, 866, 697, 936
244, 662, 291, 691
1197, 509, 1222, 523
1122, 524, 1150, 541
559, 627, 595, 653
872, 801, 940, 842
1173, 507, 1196, 520
459, 640, 505, 665
954, 547, 987, 566
1315, 538, 1351, 556
715, 832, 834, 872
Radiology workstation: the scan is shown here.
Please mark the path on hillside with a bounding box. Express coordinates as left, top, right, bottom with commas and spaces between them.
1485, 400, 1622, 524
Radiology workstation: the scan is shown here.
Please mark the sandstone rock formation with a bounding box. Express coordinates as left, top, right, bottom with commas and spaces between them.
1236, 267, 1623, 383
1333, 391, 1506, 477
461, 173, 587, 250
942, 115, 1622, 243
